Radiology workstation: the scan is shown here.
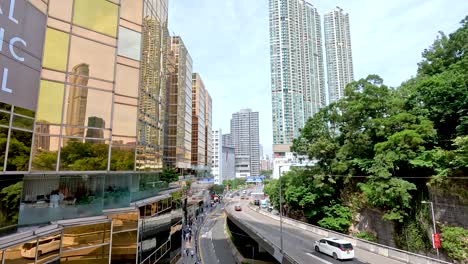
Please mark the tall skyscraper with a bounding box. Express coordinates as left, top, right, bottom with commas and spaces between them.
324, 6, 354, 104
191, 73, 206, 173
222, 133, 234, 148
205, 91, 213, 170
230, 109, 260, 177
212, 129, 223, 184
166, 36, 193, 170
269, 0, 325, 154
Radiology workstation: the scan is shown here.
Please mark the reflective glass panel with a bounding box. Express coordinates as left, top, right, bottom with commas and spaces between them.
6, 130, 32, 171
103, 174, 131, 209
111, 230, 137, 264
73, 0, 118, 37
61, 244, 109, 264
0, 103, 11, 111
12, 115, 34, 131
0, 176, 23, 235
31, 134, 59, 171
36, 81, 65, 125
118, 27, 141, 60
60, 138, 109, 171
115, 64, 139, 97
0, 111, 10, 126
62, 222, 111, 251
63, 86, 112, 134
109, 212, 138, 232
121, 0, 143, 25
42, 28, 70, 71
110, 144, 135, 172
48, 0, 73, 21
36, 233, 61, 264
113, 103, 137, 137
3, 238, 37, 264
68, 36, 116, 82
0, 127, 8, 169
13, 107, 35, 118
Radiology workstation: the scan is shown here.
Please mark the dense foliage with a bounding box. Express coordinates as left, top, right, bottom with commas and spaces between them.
264, 17, 468, 258
440, 226, 468, 261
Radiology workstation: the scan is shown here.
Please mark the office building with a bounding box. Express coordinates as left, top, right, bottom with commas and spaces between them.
191, 73, 207, 174
269, 0, 325, 154
222, 133, 234, 148
205, 91, 213, 172
230, 109, 260, 177
212, 129, 223, 184
324, 6, 354, 104
166, 36, 193, 170
0, 1, 184, 263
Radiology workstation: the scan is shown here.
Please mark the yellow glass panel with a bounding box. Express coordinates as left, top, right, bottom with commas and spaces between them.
73, 0, 118, 37
36, 81, 65, 124
42, 28, 69, 71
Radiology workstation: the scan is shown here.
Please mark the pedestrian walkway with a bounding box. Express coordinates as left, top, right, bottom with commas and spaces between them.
180, 205, 213, 264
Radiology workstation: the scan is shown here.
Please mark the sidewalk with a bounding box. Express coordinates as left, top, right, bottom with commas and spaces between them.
180, 206, 212, 264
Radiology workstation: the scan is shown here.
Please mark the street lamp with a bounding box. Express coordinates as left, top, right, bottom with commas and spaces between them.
278, 165, 284, 253
422, 201, 439, 257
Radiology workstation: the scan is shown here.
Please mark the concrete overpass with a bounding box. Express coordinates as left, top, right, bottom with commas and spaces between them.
225, 200, 451, 264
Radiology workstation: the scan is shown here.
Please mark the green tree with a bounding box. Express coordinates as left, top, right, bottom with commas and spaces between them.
318, 204, 352, 233
160, 167, 178, 183
209, 184, 225, 194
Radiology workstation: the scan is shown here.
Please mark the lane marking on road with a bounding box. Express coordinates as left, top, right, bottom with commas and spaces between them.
306, 252, 334, 264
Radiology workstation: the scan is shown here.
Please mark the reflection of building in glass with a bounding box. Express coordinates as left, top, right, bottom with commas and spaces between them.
65, 63, 89, 137
0, 1, 188, 263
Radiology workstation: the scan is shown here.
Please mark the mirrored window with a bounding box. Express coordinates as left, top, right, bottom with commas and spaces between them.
42, 28, 70, 71
115, 64, 139, 97
73, 0, 118, 37
3, 238, 37, 264
118, 27, 142, 60
6, 130, 32, 172
0, 111, 10, 126
63, 85, 113, 133
121, 0, 143, 25
36, 80, 65, 125
104, 174, 131, 209
111, 230, 137, 263
36, 233, 61, 263
68, 36, 116, 82
62, 222, 111, 251
48, 0, 73, 21
0, 176, 23, 235
113, 103, 137, 137
31, 134, 60, 171
61, 244, 109, 264
60, 138, 109, 171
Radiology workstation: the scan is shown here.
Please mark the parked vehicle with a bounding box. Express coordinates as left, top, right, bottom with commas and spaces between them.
314, 238, 354, 260
234, 205, 242, 211
21, 235, 61, 259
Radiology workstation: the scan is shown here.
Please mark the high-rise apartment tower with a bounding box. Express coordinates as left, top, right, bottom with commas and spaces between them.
324, 6, 354, 104
269, 0, 325, 154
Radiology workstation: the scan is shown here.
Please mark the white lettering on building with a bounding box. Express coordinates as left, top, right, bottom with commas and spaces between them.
0, 0, 27, 94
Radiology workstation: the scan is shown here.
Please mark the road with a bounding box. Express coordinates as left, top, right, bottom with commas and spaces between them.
199, 204, 236, 264
226, 199, 404, 264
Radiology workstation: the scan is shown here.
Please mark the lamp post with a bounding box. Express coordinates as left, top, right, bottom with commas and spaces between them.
422, 201, 439, 257
278, 165, 283, 253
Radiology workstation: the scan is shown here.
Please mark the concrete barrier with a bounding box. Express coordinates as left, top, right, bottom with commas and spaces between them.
248, 205, 452, 264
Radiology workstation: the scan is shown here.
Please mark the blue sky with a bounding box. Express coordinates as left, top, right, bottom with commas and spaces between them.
168, 0, 468, 156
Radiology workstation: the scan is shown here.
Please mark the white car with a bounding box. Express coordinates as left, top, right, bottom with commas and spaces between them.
21, 235, 61, 259
314, 237, 354, 260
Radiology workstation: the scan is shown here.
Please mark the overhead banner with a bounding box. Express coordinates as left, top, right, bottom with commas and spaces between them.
0, 0, 46, 111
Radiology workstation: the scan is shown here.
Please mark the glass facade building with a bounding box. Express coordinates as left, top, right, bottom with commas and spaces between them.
165, 37, 193, 171
0, 0, 191, 263
191, 73, 206, 174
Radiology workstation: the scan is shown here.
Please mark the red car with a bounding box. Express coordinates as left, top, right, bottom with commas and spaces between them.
234, 205, 242, 211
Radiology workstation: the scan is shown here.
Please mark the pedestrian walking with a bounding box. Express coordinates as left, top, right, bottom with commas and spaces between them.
185, 248, 189, 256
185, 233, 189, 241
189, 234, 192, 242
190, 249, 194, 259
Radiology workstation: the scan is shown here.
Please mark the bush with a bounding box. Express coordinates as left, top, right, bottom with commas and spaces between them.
317, 204, 352, 233
355, 231, 377, 242
441, 226, 468, 261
